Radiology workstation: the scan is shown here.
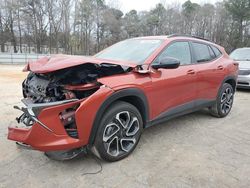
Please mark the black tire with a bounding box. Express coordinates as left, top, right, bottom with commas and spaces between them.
94, 101, 143, 162
209, 83, 234, 118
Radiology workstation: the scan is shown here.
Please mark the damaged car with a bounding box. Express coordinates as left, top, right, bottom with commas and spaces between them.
8, 35, 238, 161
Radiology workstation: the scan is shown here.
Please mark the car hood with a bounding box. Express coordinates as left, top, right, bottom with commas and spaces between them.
236, 60, 250, 70
24, 55, 137, 73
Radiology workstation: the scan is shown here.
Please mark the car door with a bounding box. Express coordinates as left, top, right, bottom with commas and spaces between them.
148, 41, 198, 120
191, 42, 225, 102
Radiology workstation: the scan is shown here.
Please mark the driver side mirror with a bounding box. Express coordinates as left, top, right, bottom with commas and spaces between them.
151, 57, 180, 70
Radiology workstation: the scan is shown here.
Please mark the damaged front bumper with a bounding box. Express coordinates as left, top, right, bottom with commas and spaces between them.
8, 85, 114, 152
8, 98, 84, 151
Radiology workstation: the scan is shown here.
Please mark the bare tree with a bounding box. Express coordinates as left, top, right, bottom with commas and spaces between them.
22, 0, 49, 53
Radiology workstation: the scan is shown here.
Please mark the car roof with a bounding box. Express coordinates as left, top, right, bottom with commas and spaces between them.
131, 35, 221, 48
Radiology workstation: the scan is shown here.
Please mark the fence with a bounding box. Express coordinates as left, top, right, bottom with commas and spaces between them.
0, 53, 48, 64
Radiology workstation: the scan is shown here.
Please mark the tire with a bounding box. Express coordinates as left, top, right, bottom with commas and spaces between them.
209, 83, 234, 118
94, 101, 143, 162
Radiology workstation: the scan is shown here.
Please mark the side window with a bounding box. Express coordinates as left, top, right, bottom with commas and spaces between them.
192, 42, 213, 63
211, 45, 222, 57
154, 42, 191, 65
208, 46, 216, 59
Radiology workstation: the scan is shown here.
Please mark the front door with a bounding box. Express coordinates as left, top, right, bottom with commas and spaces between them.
148, 41, 198, 119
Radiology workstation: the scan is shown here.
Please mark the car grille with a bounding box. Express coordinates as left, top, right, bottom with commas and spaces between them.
238, 69, 250, 75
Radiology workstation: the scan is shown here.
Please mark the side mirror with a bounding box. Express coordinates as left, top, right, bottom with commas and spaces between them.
151, 57, 180, 70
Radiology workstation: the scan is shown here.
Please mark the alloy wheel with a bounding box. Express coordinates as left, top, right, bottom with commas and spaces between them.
220, 87, 233, 114
102, 111, 140, 157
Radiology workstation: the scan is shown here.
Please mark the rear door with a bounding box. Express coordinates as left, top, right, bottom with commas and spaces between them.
149, 41, 198, 119
190, 42, 224, 102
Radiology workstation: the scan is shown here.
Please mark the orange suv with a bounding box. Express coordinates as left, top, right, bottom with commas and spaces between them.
8, 35, 238, 161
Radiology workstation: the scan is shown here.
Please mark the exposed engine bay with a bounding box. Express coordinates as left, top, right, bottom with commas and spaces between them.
22, 63, 130, 103
14, 62, 131, 145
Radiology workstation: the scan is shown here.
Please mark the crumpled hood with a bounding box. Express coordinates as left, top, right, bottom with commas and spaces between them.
237, 60, 250, 70
24, 55, 137, 73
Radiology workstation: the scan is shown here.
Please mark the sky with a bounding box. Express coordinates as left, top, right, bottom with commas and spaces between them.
107, 0, 222, 13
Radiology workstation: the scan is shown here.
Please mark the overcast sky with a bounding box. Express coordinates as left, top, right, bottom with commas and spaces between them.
107, 0, 222, 13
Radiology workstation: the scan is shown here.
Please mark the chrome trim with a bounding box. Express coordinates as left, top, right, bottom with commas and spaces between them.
14, 98, 78, 133
22, 98, 78, 108
22, 98, 79, 116
27, 108, 53, 132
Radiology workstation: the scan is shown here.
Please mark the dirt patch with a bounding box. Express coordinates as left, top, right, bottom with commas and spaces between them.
0, 65, 27, 81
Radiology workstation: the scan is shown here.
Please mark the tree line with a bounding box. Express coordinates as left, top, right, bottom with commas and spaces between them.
0, 0, 249, 55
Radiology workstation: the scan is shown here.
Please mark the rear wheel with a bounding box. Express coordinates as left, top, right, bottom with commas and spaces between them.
94, 101, 143, 162
209, 83, 234, 118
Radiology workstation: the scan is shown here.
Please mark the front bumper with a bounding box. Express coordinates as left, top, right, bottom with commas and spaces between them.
237, 74, 250, 88
8, 86, 114, 151
8, 99, 84, 151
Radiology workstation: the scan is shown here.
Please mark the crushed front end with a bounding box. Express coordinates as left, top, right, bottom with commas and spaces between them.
7, 59, 130, 157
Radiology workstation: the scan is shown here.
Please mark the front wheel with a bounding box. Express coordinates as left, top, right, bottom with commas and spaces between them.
94, 101, 143, 162
209, 83, 234, 118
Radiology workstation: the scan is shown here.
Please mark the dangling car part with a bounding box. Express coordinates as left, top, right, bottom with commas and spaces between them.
45, 147, 87, 161
8, 35, 238, 162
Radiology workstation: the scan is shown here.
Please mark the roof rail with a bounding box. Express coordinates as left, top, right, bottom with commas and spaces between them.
168, 34, 211, 42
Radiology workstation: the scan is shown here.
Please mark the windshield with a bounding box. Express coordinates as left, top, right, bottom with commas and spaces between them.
230, 48, 250, 61
95, 39, 163, 64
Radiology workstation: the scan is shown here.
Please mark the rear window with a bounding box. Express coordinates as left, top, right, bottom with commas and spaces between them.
192, 42, 212, 63
208, 46, 216, 59
192, 42, 221, 63
211, 45, 222, 57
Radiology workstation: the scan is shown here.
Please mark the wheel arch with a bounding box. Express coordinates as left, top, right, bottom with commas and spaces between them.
88, 88, 150, 145
222, 75, 237, 92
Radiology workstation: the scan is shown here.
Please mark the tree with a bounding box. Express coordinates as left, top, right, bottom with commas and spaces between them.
147, 3, 167, 35
123, 10, 140, 38
102, 7, 123, 45
0, 0, 17, 52
22, 0, 49, 53
225, 0, 250, 47
0, 2, 9, 52
77, 0, 95, 55
195, 4, 215, 38
47, 0, 63, 53
182, 0, 200, 34
94, 0, 105, 52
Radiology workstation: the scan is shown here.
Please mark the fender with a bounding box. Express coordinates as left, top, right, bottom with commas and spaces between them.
88, 88, 150, 145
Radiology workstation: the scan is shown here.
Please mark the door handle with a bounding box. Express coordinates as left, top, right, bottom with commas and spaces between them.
187, 70, 195, 75
217, 65, 224, 70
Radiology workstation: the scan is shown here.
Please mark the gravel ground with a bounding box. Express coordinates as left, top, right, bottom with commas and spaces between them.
0, 64, 250, 188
